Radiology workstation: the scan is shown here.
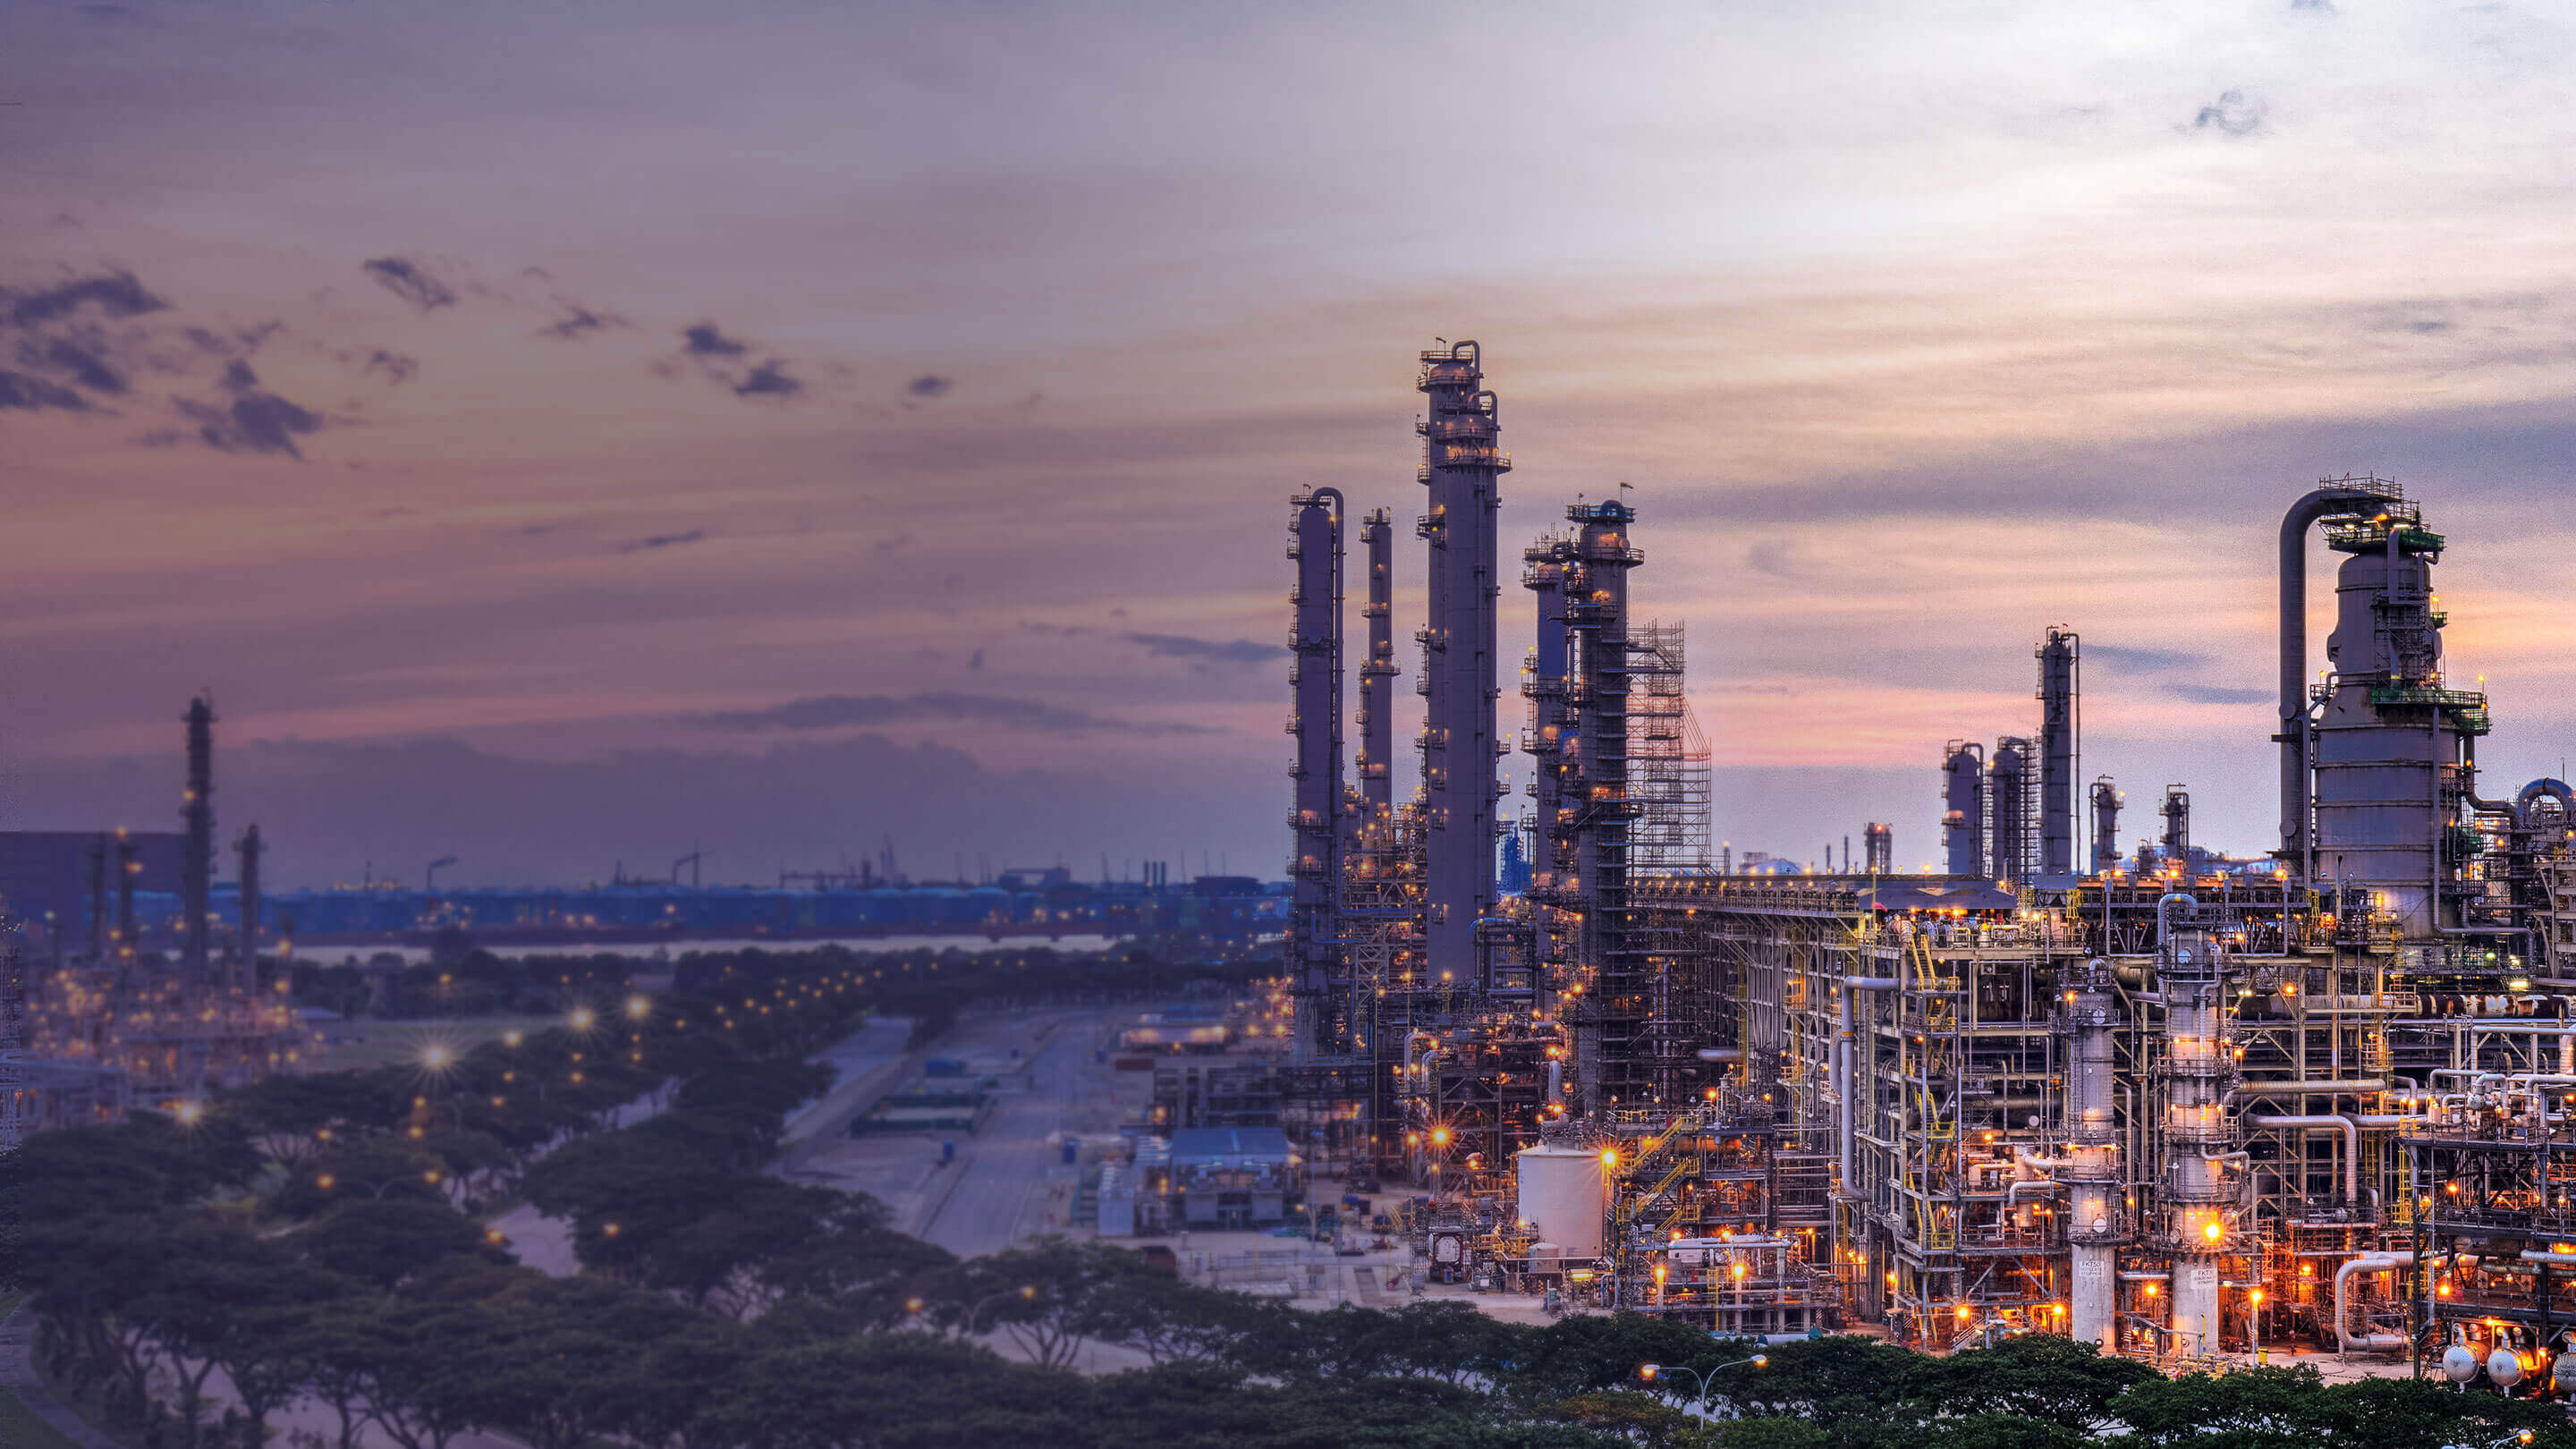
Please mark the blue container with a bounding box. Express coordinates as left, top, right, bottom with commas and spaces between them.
941, 1139, 956, 1163
1061, 1140, 1078, 1165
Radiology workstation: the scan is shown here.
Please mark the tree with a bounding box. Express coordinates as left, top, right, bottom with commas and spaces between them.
1716, 1333, 1926, 1428
2109, 1365, 2329, 1449
1909, 1334, 2153, 1431
1707, 1420, 1831, 1449
116, 1220, 335, 1449
693, 1332, 1087, 1449
295, 1199, 498, 1290
935, 1238, 1140, 1369
364, 1300, 517, 1449
1535, 1389, 1701, 1445
1505, 1312, 1742, 1405
1097, 1271, 1284, 1366
274, 1302, 391, 1449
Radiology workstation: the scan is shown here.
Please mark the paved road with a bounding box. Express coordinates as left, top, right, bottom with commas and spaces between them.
916, 1019, 1091, 1257
783, 1013, 915, 1146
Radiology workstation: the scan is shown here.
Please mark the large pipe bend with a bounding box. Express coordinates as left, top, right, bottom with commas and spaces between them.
2334, 1251, 2411, 1354
2250, 1114, 2360, 1201
2279, 485, 2390, 871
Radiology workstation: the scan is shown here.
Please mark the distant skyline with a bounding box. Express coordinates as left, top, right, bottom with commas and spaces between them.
8, 1, 2576, 887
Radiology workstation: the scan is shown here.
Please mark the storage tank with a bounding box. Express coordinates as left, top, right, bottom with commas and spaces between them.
1515, 1145, 1609, 1258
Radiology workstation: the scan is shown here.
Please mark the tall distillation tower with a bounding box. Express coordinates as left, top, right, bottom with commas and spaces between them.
1416, 343, 1510, 987
1287, 490, 1347, 1059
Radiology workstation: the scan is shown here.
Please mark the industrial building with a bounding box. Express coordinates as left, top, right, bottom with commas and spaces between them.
1284, 344, 2576, 1385
1, 699, 302, 1142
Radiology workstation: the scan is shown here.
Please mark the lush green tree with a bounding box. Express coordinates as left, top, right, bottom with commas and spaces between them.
1506, 1311, 1741, 1404
1909, 1333, 2153, 1431
294, 1199, 500, 1290
364, 1299, 519, 1449
935, 1237, 1147, 1369
1705, 1419, 1831, 1449
2309, 1373, 2576, 1449
1918, 1412, 2093, 1449
1096, 1269, 1286, 1365
2109, 1365, 2331, 1449
116, 1220, 338, 1449
272, 1301, 390, 1449
1718, 1333, 1926, 1428
693, 1332, 1087, 1449
1533, 1388, 1701, 1445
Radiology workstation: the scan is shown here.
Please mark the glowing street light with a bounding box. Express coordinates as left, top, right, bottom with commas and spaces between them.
1638, 1357, 1766, 1410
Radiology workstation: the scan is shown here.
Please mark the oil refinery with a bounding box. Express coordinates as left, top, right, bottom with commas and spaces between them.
1282, 340, 2576, 1382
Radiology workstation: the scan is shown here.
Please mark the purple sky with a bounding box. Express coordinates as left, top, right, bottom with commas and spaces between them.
6, 2, 2576, 888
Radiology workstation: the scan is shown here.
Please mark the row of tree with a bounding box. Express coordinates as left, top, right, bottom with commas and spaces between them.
10, 940, 2568, 1448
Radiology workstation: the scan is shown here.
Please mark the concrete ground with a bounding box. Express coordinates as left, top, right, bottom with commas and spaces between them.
784, 1007, 1150, 1251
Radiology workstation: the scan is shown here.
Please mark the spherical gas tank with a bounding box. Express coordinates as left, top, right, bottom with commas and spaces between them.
2488, 1349, 2523, 1387
2444, 1344, 2481, 1384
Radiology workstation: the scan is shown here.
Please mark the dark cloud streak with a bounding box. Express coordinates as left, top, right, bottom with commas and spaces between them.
1124, 631, 1284, 665
688, 691, 1213, 736
360, 257, 458, 311
2, 272, 165, 328
682, 323, 747, 357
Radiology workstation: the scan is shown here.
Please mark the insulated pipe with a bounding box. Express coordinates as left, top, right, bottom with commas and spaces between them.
2228, 1080, 2389, 1099
2334, 1252, 2411, 1354
1835, 977, 1898, 1199
2250, 1114, 2359, 1201
2279, 484, 2386, 873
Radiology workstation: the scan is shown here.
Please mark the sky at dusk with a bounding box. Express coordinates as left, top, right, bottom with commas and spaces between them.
8, 1, 2576, 888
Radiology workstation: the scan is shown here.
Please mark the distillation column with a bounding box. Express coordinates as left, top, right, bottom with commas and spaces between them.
181, 696, 216, 1003
1564, 501, 1643, 1106
2090, 778, 2121, 876
2159, 897, 2238, 1357
1288, 489, 1347, 1059
1944, 742, 1986, 876
1991, 738, 2031, 885
1864, 822, 1893, 874
2038, 629, 2080, 879
1357, 510, 1399, 825
1416, 343, 1510, 987
2277, 479, 2397, 875
2063, 963, 2122, 1351
235, 824, 264, 991
2161, 787, 2190, 872
1522, 535, 1574, 942
2307, 488, 2483, 933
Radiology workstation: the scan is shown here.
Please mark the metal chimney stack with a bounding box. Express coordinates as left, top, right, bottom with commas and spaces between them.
235, 824, 265, 992
182, 696, 216, 1001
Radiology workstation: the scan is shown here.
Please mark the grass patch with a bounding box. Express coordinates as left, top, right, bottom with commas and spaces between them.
0, 1387, 85, 1449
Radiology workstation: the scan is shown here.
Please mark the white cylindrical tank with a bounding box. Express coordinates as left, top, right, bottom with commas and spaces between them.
2488, 1349, 2523, 1387
1516, 1145, 1609, 1258
2443, 1344, 2480, 1384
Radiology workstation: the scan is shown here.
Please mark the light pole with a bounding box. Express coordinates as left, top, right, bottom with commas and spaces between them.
2439, 1433, 2534, 1449
1637, 1356, 1767, 1411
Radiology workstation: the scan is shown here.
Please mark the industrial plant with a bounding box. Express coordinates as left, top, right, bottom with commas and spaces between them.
1280, 340, 2576, 1383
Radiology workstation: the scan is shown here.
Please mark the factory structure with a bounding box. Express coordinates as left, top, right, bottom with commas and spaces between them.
1283, 342, 2576, 1382
0, 698, 304, 1142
